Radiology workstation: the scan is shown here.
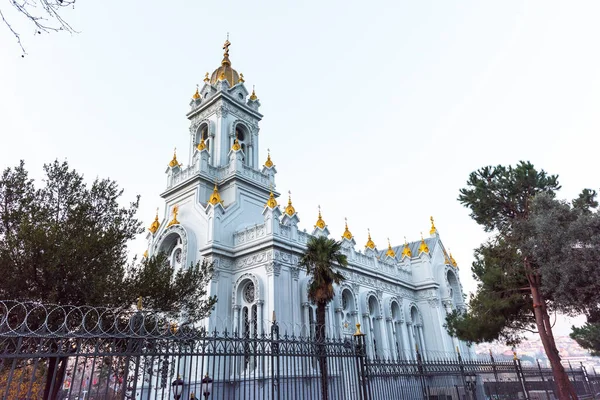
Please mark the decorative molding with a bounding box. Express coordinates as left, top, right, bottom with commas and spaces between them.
232, 273, 260, 305
153, 224, 189, 269
265, 262, 281, 276
235, 250, 272, 270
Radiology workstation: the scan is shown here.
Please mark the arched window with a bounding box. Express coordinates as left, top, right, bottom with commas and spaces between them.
234, 123, 250, 165
446, 270, 462, 307
390, 301, 405, 358
368, 296, 384, 358
236, 280, 258, 372
157, 232, 184, 270
196, 123, 210, 151
340, 289, 356, 333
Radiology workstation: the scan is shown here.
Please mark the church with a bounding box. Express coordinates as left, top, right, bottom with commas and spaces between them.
145, 39, 469, 360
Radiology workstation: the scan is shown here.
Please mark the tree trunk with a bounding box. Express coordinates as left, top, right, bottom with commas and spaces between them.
43, 356, 67, 400
530, 281, 578, 400
316, 302, 329, 400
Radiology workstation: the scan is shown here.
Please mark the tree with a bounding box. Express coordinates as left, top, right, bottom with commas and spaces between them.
445, 161, 600, 400
299, 235, 347, 400
1, 0, 76, 54
571, 310, 600, 357
0, 160, 217, 399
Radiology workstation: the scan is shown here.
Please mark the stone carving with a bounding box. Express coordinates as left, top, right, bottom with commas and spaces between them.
235, 250, 272, 269
232, 273, 260, 305
265, 262, 281, 276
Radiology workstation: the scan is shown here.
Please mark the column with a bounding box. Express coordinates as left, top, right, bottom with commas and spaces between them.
418, 325, 427, 360
302, 302, 310, 337
386, 318, 396, 360
335, 307, 343, 334
256, 300, 264, 336
400, 322, 411, 359
233, 305, 241, 336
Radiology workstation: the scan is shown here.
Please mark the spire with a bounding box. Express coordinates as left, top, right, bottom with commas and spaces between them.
239, 73, 245, 83
418, 232, 430, 254
168, 148, 180, 168
208, 184, 223, 206
315, 206, 326, 229
166, 205, 180, 227
148, 208, 160, 234
197, 137, 206, 151
265, 190, 278, 209
365, 229, 376, 250
192, 84, 201, 100
449, 251, 458, 267
250, 85, 258, 101
342, 217, 353, 240
284, 191, 296, 216
401, 237, 412, 258
385, 238, 396, 258
204, 72, 210, 83
430, 216, 437, 235
264, 148, 274, 168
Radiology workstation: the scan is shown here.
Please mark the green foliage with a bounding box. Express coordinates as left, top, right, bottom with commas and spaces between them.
448, 161, 600, 347
570, 308, 600, 357
299, 236, 347, 305
0, 160, 216, 323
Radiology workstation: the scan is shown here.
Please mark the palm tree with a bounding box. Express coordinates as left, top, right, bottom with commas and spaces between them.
299, 236, 347, 400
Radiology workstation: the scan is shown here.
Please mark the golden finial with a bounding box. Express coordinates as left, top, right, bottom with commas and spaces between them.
197, 137, 206, 151
264, 148, 274, 168
315, 205, 326, 229
354, 323, 364, 336
170, 322, 178, 334
444, 249, 451, 265
137, 296, 143, 311
239, 73, 245, 83
418, 232, 429, 254
342, 217, 353, 240
166, 205, 180, 227
221, 37, 232, 66
401, 236, 412, 258
249, 85, 258, 101
430, 216, 437, 235
265, 190, 278, 209
386, 238, 396, 258
208, 184, 223, 206
148, 208, 160, 234
192, 84, 201, 100
168, 148, 180, 168
204, 72, 210, 83
284, 191, 296, 216
365, 229, 376, 250
231, 138, 241, 151
513, 350, 518, 360
449, 251, 457, 267
219, 71, 226, 81
142, 249, 148, 258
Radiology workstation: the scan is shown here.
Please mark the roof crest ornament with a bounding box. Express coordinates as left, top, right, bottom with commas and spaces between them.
430, 216, 437, 235
315, 205, 326, 229
418, 232, 430, 254
168, 147, 181, 168
264, 148, 274, 168
365, 228, 376, 249
166, 205, 180, 227
149, 207, 160, 234
385, 238, 396, 258
401, 236, 412, 258
284, 190, 296, 216
342, 217, 353, 240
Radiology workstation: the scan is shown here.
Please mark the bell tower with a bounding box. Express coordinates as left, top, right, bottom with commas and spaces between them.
187, 38, 262, 169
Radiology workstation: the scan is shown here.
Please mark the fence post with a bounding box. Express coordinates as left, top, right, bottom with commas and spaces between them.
270, 311, 280, 400
490, 349, 501, 398
354, 323, 369, 400
513, 351, 530, 400
417, 344, 428, 400
537, 359, 551, 400
581, 362, 595, 399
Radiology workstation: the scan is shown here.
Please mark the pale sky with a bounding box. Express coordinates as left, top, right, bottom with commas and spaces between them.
1, 1, 599, 335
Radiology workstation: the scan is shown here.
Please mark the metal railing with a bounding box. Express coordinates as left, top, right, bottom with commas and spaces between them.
0, 300, 598, 400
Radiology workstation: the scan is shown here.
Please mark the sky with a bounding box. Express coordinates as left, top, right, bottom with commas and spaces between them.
1, 1, 599, 336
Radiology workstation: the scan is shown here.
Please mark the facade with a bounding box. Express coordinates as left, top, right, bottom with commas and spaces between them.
145, 39, 469, 360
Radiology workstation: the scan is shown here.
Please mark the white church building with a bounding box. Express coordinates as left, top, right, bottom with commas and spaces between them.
145, 39, 469, 360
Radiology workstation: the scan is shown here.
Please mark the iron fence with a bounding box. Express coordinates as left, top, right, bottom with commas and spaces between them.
0, 301, 598, 400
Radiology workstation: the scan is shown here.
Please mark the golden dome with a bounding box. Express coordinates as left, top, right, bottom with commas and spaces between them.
284, 191, 296, 216
418, 233, 429, 254
166, 205, 180, 227
208, 184, 223, 206
148, 208, 160, 234
342, 218, 353, 240
430, 216, 437, 235
385, 238, 396, 258
365, 229, 376, 250
197, 138, 207, 151
210, 39, 241, 87
265, 190, 278, 209
168, 148, 180, 168
315, 206, 326, 229
401, 237, 412, 258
